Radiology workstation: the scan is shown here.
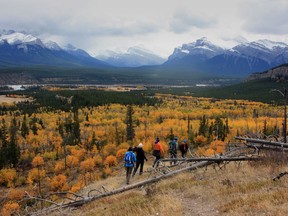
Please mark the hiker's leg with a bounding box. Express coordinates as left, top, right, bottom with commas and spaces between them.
174, 152, 177, 164
126, 167, 133, 184
126, 167, 129, 184
156, 156, 161, 167
133, 162, 139, 176
153, 157, 157, 167
139, 161, 144, 174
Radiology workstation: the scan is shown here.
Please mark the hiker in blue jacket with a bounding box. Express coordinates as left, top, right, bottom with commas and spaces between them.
124, 146, 137, 185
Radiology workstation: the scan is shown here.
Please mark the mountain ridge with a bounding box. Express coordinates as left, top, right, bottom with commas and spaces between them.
163, 38, 288, 77
1, 30, 288, 82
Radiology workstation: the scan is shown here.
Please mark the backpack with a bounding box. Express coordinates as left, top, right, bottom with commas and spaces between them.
169, 141, 176, 152
125, 152, 133, 165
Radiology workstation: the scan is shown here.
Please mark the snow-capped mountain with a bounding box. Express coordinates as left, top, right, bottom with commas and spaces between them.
95, 46, 165, 67
164, 37, 288, 77
168, 37, 225, 62
1, 30, 288, 79
0, 30, 107, 68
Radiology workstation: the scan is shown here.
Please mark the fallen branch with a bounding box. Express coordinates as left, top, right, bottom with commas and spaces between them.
159, 156, 261, 163
34, 160, 215, 214
273, 172, 288, 181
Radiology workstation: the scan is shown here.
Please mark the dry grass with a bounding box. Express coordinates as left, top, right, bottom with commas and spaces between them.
69, 159, 288, 216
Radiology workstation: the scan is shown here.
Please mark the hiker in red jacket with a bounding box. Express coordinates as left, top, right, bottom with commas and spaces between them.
152, 137, 164, 168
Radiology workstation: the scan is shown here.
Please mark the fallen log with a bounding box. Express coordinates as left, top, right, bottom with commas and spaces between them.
245, 144, 288, 152
159, 156, 261, 163
235, 136, 288, 148
33, 160, 215, 214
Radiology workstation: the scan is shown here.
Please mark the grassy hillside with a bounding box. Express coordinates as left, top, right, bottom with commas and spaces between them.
69, 158, 288, 216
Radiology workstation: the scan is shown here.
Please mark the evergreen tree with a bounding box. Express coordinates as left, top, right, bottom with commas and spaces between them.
125, 105, 135, 142
209, 117, 228, 141
21, 115, 29, 138
187, 116, 195, 146
8, 117, 20, 167
57, 118, 64, 138
73, 110, 81, 145
198, 115, 209, 137
30, 115, 38, 135
114, 122, 120, 146
168, 128, 175, 140
0, 119, 8, 168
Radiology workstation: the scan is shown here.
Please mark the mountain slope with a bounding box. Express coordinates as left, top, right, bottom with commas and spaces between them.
95, 46, 165, 67
0, 31, 108, 68
164, 38, 288, 77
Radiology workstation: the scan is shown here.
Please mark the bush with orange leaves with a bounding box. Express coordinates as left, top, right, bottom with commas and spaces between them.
80, 158, 95, 172
70, 147, 86, 161
93, 155, 103, 166
104, 166, 112, 177
103, 143, 117, 157
1, 201, 20, 216
54, 160, 65, 174
50, 174, 69, 191
104, 155, 118, 167
32, 155, 44, 167
0, 168, 17, 188
209, 140, 226, 154
204, 148, 215, 156
194, 135, 208, 146
116, 149, 127, 161
70, 181, 84, 193
66, 155, 79, 168
8, 189, 25, 201
27, 168, 46, 185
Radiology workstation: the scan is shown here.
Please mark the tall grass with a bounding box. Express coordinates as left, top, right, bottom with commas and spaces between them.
71, 158, 288, 216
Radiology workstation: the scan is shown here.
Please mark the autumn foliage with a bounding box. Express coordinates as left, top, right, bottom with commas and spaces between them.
0, 92, 284, 214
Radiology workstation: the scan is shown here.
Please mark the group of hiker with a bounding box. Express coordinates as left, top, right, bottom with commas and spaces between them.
124, 137, 189, 184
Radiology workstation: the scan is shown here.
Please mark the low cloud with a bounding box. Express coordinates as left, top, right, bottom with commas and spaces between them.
169, 12, 216, 34
241, 0, 288, 35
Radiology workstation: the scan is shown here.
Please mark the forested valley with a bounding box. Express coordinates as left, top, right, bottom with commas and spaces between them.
0, 86, 285, 215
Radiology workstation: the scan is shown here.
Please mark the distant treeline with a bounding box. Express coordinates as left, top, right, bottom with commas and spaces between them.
0, 87, 160, 114
147, 78, 287, 105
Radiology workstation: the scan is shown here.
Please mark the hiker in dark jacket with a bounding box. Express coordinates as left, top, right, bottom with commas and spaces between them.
169, 136, 178, 165
132, 143, 148, 176
179, 139, 188, 158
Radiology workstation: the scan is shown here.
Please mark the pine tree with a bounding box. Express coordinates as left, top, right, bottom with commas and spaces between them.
114, 122, 120, 146
0, 119, 8, 168
125, 105, 135, 142
73, 110, 81, 145
30, 115, 38, 135
168, 128, 174, 140
21, 115, 29, 138
8, 117, 20, 167
198, 115, 209, 137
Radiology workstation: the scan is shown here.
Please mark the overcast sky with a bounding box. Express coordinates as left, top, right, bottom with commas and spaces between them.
1, 0, 288, 58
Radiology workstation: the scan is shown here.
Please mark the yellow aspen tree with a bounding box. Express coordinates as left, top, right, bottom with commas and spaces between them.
31, 155, 45, 196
